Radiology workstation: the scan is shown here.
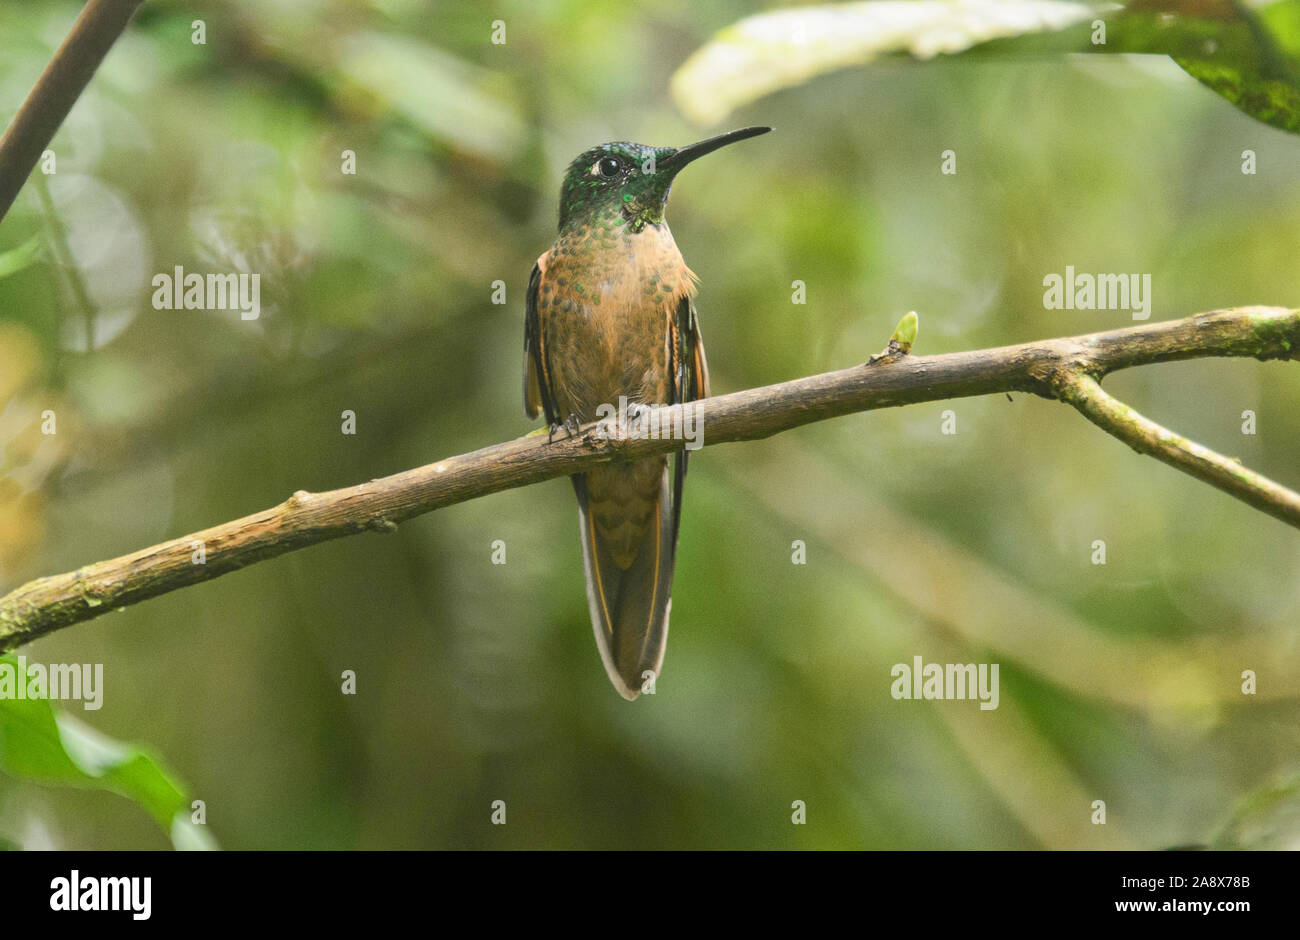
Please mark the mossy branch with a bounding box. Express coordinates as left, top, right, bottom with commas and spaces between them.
1053, 371, 1300, 527
1, 305, 1297, 652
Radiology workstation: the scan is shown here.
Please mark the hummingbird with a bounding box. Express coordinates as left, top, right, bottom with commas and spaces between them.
524, 126, 770, 700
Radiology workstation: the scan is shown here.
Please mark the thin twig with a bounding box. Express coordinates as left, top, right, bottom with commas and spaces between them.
0, 306, 1296, 652
33, 174, 98, 351
1054, 371, 1300, 528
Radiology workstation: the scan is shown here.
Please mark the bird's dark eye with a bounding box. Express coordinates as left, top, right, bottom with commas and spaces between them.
595, 157, 621, 179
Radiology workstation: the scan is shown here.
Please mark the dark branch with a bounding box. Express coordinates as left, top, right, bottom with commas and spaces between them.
0, 0, 145, 222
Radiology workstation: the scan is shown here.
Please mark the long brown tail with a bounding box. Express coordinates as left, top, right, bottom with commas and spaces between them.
573, 461, 677, 700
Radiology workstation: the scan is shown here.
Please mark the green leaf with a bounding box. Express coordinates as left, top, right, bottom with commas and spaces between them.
671, 0, 1300, 136
671, 0, 1108, 125
1175, 58, 1300, 131
0, 655, 217, 850
1260, 0, 1300, 60
891, 311, 919, 352
1100, 2, 1300, 136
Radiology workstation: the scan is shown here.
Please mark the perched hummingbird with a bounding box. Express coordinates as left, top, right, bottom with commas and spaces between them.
524, 126, 770, 700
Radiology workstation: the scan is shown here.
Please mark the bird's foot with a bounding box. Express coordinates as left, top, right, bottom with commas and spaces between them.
547, 413, 582, 443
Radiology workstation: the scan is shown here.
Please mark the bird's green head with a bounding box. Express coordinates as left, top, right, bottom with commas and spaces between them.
557, 126, 770, 235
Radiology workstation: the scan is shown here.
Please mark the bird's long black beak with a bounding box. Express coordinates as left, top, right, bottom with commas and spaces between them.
661, 126, 771, 172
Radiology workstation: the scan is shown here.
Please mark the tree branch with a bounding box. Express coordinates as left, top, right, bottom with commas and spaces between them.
1, 305, 1296, 652
1053, 371, 1300, 528
0, 0, 145, 223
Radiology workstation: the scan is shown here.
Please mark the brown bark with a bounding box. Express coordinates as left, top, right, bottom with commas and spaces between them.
2, 305, 1296, 652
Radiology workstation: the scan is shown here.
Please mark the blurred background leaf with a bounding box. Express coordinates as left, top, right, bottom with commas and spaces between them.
671, 0, 1109, 125
672, 0, 1300, 135
0, 656, 216, 849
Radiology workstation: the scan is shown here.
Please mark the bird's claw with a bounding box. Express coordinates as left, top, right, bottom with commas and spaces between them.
547, 413, 582, 443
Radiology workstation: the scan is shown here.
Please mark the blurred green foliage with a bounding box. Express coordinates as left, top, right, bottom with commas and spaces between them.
0, 0, 1297, 849
0, 656, 214, 849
